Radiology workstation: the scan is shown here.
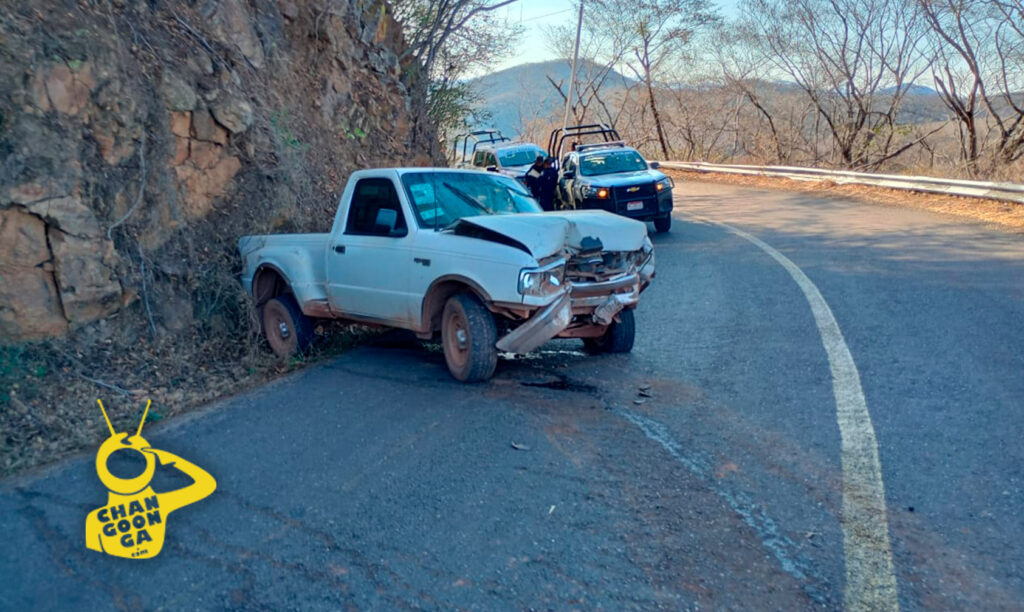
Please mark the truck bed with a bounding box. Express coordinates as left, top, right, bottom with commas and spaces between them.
238, 233, 331, 315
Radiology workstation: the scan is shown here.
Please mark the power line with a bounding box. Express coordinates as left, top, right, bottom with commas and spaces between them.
518, 7, 574, 23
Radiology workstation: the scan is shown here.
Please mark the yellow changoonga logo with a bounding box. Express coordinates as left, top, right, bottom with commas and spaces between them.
85, 399, 216, 559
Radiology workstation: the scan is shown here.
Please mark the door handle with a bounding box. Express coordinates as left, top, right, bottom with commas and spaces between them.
334, 245, 346, 254
413, 257, 431, 267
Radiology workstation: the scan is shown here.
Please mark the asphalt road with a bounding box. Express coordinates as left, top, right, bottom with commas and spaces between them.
2, 182, 1022, 610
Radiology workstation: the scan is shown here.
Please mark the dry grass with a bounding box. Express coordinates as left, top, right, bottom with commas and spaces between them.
0, 317, 380, 479
666, 169, 1024, 233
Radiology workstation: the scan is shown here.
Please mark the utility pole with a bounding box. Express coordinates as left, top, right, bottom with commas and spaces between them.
562, 1, 584, 134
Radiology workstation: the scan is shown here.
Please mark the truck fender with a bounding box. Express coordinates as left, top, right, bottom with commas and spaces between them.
420, 275, 494, 334
252, 264, 292, 307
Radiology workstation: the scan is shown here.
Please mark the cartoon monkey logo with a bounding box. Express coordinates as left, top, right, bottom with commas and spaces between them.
85, 399, 215, 559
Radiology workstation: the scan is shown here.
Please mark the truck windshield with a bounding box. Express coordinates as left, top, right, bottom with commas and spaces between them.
401, 172, 542, 229
497, 147, 545, 167
579, 150, 648, 176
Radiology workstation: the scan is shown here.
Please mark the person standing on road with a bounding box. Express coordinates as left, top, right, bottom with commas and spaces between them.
538, 156, 559, 211
525, 155, 545, 201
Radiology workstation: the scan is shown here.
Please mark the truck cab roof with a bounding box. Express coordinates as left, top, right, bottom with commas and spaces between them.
460, 143, 548, 178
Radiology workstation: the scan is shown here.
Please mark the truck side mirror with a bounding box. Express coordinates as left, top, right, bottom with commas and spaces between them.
649, 161, 661, 169
562, 171, 575, 180
485, 166, 497, 172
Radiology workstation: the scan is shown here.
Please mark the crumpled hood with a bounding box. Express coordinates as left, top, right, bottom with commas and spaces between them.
453, 210, 649, 259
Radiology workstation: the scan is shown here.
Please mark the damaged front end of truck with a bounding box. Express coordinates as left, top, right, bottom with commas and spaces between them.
452, 211, 656, 354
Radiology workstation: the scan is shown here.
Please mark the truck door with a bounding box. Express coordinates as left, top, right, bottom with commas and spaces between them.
326, 177, 415, 324
559, 155, 577, 208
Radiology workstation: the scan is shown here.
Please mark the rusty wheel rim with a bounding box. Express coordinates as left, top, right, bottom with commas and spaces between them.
443, 307, 469, 370
264, 302, 297, 357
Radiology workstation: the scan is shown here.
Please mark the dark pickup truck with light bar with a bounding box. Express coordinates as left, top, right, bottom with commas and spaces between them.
548, 125, 674, 233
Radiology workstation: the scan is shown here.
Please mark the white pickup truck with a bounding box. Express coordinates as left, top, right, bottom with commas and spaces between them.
238, 168, 656, 382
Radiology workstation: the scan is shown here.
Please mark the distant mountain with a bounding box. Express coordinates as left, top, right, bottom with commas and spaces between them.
468, 62, 948, 143
467, 60, 633, 139
881, 84, 937, 95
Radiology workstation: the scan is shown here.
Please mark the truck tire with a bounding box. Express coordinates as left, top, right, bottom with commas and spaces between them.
583, 308, 635, 354
654, 215, 672, 233
262, 294, 314, 358
441, 293, 498, 382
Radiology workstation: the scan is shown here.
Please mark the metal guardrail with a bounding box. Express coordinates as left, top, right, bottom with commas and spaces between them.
657, 161, 1024, 205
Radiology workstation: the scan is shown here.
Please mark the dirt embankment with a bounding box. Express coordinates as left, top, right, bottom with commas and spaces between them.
0, 0, 440, 476
666, 170, 1024, 232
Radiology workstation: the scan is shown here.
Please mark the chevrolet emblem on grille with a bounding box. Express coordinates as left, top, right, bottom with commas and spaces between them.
627, 186, 640, 192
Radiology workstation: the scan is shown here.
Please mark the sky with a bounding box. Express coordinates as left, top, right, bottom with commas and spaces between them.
488, 0, 740, 73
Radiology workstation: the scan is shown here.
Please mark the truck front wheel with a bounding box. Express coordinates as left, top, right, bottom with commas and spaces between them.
441, 293, 498, 382
262, 294, 314, 358
583, 308, 635, 354
654, 215, 672, 233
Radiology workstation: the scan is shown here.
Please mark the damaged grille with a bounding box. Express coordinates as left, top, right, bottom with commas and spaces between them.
566, 250, 637, 282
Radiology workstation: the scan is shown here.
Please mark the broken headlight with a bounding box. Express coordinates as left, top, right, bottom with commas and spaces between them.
518, 260, 566, 297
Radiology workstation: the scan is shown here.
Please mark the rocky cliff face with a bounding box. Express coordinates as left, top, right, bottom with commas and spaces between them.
0, 0, 439, 342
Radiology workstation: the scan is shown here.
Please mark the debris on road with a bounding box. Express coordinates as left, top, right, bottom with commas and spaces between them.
511, 442, 530, 451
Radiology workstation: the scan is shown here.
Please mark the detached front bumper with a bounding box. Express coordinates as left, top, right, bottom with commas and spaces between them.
494, 251, 656, 353
496, 292, 573, 354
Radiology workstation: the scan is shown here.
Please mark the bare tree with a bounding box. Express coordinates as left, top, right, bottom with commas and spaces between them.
716, 23, 793, 163
715, 21, 836, 166
589, 0, 719, 159
990, 0, 1024, 164
739, 0, 933, 169
542, 8, 631, 128
544, 69, 632, 127
664, 83, 743, 160
921, 0, 991, 175
920, 0, 1024, 174
395, 0, 520, 78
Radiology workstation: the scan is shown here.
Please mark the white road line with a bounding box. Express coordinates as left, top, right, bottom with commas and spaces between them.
701, 219, 899, 611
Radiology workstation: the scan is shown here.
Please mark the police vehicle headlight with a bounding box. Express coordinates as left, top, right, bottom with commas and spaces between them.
655, 177, 673, 192
580, 183, 610, 198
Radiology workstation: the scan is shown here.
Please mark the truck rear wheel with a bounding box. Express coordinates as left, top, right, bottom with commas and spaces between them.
583, 308, 635, 354
441, 293, 498, 382
262, 294, 314, 358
